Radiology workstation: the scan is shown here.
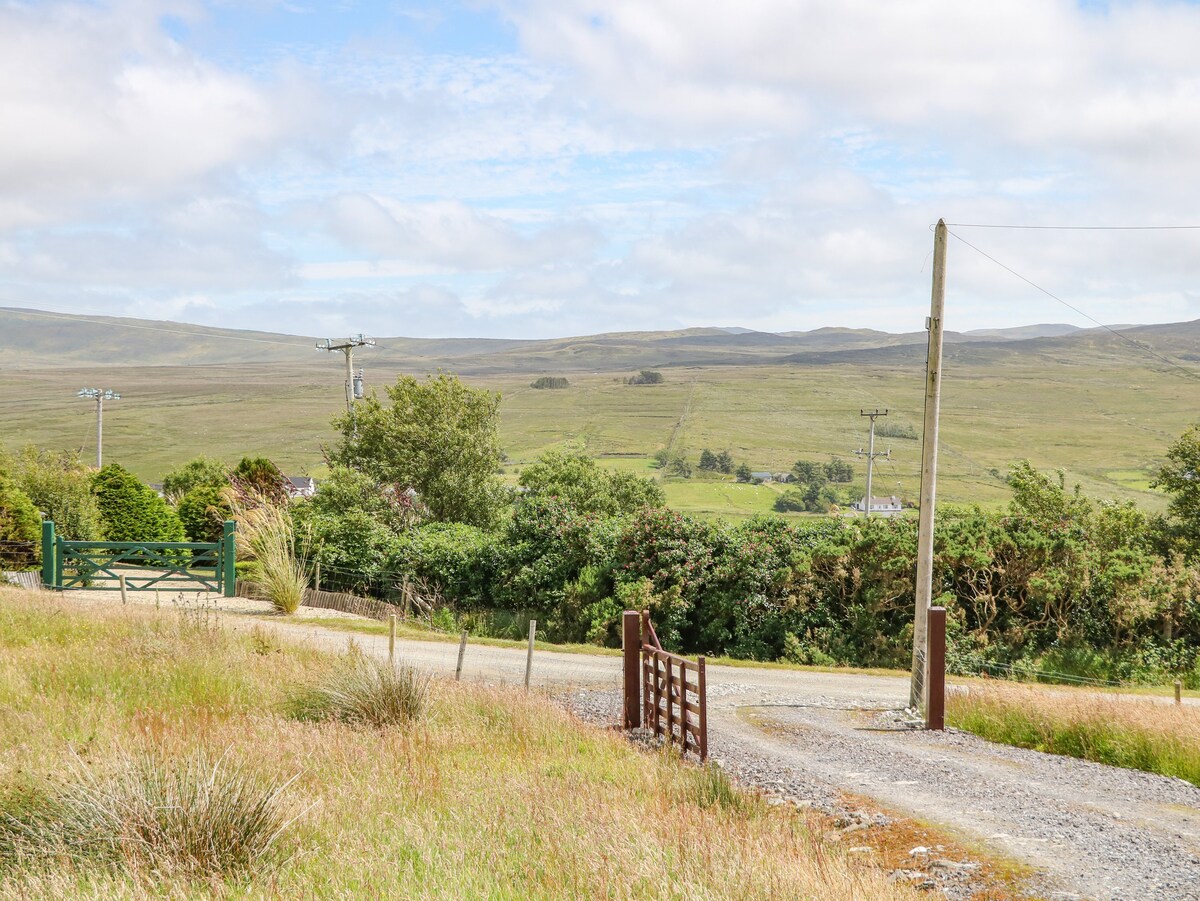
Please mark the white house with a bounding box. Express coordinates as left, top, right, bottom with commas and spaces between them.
849, 495, 903, 516
285, 476, 318, 499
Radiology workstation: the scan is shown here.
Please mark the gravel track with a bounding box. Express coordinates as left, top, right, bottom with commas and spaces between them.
61, 590, 1200, 899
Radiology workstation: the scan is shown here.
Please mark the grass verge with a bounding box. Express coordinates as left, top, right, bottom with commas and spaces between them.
946, 681, 1200, 785
0, 585, 925, 899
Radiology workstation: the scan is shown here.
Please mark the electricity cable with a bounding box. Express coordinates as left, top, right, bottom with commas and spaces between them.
944, 229, 1200, 381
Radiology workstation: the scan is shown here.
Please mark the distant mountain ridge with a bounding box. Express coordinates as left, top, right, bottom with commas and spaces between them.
1, 306, 1195, 375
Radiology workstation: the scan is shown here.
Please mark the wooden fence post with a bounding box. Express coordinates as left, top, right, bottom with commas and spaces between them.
40, 521, 55, 590
1176, 679, 1183, 705
926, 606, 946, 731
524, 620, 536, 690
118, 574, 127, 605
698, 655, 708, 761
388, 614, 396, 666
622, 610, 641, 729
455, 630, 468, 681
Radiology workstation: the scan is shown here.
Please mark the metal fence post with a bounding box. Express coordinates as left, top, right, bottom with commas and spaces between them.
41, 520, 55, 589
221, 521, 237, 597
622, 610, 641, 730
926, 606, 946, 731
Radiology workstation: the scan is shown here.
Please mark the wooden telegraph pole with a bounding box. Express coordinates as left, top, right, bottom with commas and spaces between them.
910, 220, 947, 711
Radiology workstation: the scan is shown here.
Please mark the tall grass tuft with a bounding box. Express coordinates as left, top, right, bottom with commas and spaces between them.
286, 655, 431, 728
947, 682, 1200, 785
225, 483, 306, 614
0, 749, 300, 879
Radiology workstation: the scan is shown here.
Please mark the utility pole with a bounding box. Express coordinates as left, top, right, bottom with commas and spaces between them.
316, 335, 375, 412
77, 388, 119, 468
855, 409, 890, 517
910, 219, 948, 712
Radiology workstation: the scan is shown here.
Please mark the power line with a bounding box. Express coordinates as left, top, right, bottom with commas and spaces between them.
0, 307, 315, 349
945, 229, 1200, 382
945, 223, 1200, 230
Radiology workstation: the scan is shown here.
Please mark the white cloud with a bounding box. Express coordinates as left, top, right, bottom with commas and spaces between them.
0, 1, 320, 228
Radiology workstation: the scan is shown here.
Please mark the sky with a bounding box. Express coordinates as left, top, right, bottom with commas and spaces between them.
4, 0, 1200, 340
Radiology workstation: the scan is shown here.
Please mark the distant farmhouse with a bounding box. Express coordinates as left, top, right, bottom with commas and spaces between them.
849, 496, 903, 517
286, 476, 317, 499
750, 471, 793, 483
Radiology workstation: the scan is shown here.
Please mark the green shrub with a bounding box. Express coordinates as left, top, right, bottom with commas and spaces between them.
8, 446, 103, 541
0, 473, 40, 567
177, 485, 231, 543
92, 464, 185, 543
162, 455, 231, 503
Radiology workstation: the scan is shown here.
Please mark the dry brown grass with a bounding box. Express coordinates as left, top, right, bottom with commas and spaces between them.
947, 680, 1200, 784
0, 586, 925, 900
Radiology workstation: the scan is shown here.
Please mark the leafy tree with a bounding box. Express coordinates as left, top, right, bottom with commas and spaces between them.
7, 446, 103, 540
698, 449, 718, 471
773, 490, 808, 513
626, 370, 664, 385
1153, 425, 1200, 553
530, 376, 569, 389
823, 457, 854, 483
652, 449, 671, 469
735, 463, 753, 482
92, 464, 185, 543
292, 466, 427, 590
518, 450, 664, 515
666, 453, 693, 478
177, 486, 232, 543
715, 450, 734, 474
328, 373, 508, 528
0, 473, 41, 567
791, 460, 826, 486
162, 456, 230, 503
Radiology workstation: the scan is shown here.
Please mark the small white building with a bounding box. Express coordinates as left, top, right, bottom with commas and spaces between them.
850, 495, 903, 516
285, 476, 317, 499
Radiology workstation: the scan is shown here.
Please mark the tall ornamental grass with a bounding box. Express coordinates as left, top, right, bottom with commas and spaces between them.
225, 483, 306, 614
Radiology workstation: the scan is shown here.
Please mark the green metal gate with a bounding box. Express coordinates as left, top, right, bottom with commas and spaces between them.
40, 520, 236, 597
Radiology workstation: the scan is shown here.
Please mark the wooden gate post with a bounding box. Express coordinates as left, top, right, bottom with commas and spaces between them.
41, 520, 56, 590
221, 521, 237, 597
926, 606, 946, 731
622, 610, 641, 729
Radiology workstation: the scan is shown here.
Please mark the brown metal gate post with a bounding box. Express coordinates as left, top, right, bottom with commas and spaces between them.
926, 606, 946, 731
622, 610, 641, 729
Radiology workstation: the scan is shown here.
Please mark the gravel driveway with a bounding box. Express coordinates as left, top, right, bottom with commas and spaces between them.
63, 589, 1200, 900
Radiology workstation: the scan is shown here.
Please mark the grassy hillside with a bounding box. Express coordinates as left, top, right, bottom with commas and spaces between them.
1, 309, 1197, 515
0, 587, 923, 899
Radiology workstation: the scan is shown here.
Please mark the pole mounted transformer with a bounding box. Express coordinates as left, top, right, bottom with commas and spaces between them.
77, 388, 120, 469
316, 335, 376, 412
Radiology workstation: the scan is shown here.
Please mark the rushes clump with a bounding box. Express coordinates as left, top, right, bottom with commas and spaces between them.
287, 655, 431, 727
0, 749, 299, 879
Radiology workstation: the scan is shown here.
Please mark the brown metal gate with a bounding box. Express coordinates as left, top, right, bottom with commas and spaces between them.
622, 609, 707, 761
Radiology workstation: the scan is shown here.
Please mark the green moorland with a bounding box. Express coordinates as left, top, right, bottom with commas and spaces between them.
0, 353, 1191, 518
0, 586, 926, 900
